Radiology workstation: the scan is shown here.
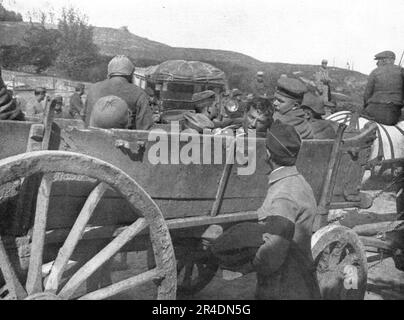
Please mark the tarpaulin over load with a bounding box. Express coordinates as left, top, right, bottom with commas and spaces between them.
145, 60, 227, 84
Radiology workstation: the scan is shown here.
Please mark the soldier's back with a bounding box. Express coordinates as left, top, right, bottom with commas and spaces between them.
369, 64, 404, 104
85, 77, 147, 125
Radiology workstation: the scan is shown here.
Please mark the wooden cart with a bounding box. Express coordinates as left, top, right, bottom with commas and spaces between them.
0, 101, 380, 300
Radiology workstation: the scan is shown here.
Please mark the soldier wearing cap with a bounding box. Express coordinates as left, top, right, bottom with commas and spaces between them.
273, 77, 314, 139
251, 71, 270, 98
89, 95, 130, 129
25, 87, 47, 118
210, 120, 320, 299
69, 83, 85, 120
85, 55, 153, 130
183, 90, 217, 133
301, 92, 337, 139
0, 67, 24, 121
362, 50, 404, 125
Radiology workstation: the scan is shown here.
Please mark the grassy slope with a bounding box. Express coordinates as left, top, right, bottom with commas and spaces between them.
0, 21, 368, 104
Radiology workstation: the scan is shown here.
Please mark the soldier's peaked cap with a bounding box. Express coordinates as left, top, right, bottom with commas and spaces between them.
301, 92, 325, 115
192, 90, 216, 102
275, 77, 307, 100
374, 51, 396, 60
266, 120, 302, 161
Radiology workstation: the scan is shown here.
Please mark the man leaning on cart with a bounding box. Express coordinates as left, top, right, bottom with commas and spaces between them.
209, 120, 321, 300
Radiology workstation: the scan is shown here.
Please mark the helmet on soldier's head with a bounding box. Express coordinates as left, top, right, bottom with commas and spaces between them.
90, 95, 130, 129
107, 55, 135, 78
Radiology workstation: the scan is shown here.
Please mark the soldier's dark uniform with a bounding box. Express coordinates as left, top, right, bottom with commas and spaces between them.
363, 51, 404, 125
301, 92, 337, 139
85, 56, 153, 130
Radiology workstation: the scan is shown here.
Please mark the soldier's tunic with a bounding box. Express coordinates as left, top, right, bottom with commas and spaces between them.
314, 67, 332, 103
256, 166, 319, 300
25, 100, 45, 118
274, 107, 314, 140
363, 64, 404, 125
251, 80, 269, 98
85, 77, 153, 130
69, 92, 84, 120
310, 119, 337, 139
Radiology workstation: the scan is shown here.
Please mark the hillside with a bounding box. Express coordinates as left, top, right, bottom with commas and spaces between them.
0, 21, 367, 105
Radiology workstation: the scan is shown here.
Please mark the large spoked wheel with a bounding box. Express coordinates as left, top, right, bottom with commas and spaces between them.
0, 151, 176, 300
312, 224, 368, 300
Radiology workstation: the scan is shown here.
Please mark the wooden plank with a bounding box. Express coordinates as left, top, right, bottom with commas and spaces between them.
41, 98, 54, 150
11, 124, 45, 235
45, 183, 109, 292
58, 218, 147, 300
44, 211, 259, 244
354, 221, 403, 237
210, 163, 234, 217
25, 174, 53, 295
78, 268, 161, 300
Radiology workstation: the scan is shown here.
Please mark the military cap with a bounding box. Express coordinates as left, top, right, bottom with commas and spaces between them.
89, 95, 129, 129
275, 77, 307, 101
183, 112, 214, 133
266, 120, 302, 163
232, 88, 242, 97
192, 90, 216, 103
301, 92, 325, 115
374, 50, 396, 60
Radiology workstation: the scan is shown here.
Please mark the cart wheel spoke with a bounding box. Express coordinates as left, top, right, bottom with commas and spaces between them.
58, 218, 148, 299
26, 174, 53, 296
0, 237, 27, 300
78, 268, 163, 300
45, 183, 109, 292
182, 262, 194, 288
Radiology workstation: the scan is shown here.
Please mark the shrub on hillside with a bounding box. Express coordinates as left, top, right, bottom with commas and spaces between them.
0, 4, 23, 22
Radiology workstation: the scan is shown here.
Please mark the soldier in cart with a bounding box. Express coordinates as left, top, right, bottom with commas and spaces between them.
85, 55, 154, 130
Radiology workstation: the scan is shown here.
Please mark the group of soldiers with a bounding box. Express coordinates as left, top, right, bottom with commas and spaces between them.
0, 49, 403, 300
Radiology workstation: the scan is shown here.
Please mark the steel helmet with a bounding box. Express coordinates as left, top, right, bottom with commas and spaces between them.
89, 95, 130, 129
107, 55, 135, 78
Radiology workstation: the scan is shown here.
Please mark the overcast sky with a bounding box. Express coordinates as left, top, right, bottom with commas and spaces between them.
4, 0, 404, 75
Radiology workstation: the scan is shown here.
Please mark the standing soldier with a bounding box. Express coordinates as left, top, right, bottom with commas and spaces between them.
211, 120, 320, 299
251, 71, 270, 98
69, 83, 86, 120
362, 50, 404, 125
314, 59, 332, 104
85, 55, 154, 130
25, 87, 47, 118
